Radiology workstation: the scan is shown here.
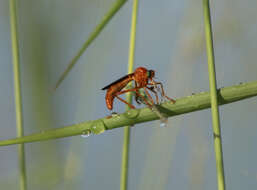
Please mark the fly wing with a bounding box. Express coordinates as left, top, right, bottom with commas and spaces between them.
102, 74, 133, 90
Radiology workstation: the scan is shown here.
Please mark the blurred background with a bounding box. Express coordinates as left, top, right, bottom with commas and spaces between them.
1, 0, 257, 189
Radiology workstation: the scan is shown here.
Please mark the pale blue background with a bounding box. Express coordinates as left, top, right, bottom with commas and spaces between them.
0, 0, 257, 189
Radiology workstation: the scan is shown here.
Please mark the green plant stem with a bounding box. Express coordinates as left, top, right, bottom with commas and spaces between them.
203, 0, 226, 190
9, 0, 27, 189
0, 81, 256, 146
120, 1, 139, 190
54, 0, 127, 89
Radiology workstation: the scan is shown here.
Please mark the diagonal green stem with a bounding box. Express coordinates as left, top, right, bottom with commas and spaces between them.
120, 1, 139, 190
203, 0, 226, 190
9, 0, 27, 189
54, 0, 127, 89
0, 81, 257, 147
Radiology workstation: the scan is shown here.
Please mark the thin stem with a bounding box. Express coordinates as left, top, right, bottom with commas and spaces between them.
0, 81, 257, 146
203, 0, 226, 190
120, 1, 139, 190
54, 0, 127, 89
9, 0, 27, 190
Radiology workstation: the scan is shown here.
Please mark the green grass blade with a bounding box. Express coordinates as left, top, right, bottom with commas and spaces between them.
203, 0, 226, 189
54, 0, 128, 89
120, 0, 139, 190
120, 126, 130, 190
9, 0, 27, 189
0, 81, 257, 146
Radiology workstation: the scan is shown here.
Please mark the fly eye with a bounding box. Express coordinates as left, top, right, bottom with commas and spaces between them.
149, 70, 155, 78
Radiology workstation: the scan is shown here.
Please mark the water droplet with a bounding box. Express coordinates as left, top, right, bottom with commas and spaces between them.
160, 122, 167, 127
90, 120, 106, 135
160, 118, 168, 127
111, 112, 118, 116
125, 109, 140, 119
81, 129, 91, 138
111, 112, 121, 119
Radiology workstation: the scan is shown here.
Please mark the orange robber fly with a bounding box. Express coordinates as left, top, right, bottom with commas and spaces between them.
102, 67, 176, 110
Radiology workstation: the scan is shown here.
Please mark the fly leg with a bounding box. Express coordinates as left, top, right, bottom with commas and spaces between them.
149, 81, 176, 103
146, 86, 159, 104
116, 87, 154, 108
115, 95, 135, 109
118, 86, 168, 124
114, 87, 145, 109
134, 90, 154, 108
114, 87, 142, 109
134, 82, 141, 104
143, 87, 168, 125
143, 87, 155, 105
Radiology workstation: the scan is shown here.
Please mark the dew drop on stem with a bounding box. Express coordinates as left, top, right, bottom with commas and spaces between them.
81, 129, 91, 138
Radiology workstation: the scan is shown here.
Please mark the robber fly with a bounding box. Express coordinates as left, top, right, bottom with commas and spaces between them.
102, 67, 175, 110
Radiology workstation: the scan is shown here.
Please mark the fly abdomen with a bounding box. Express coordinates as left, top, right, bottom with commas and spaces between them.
105, 90, 115, 110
